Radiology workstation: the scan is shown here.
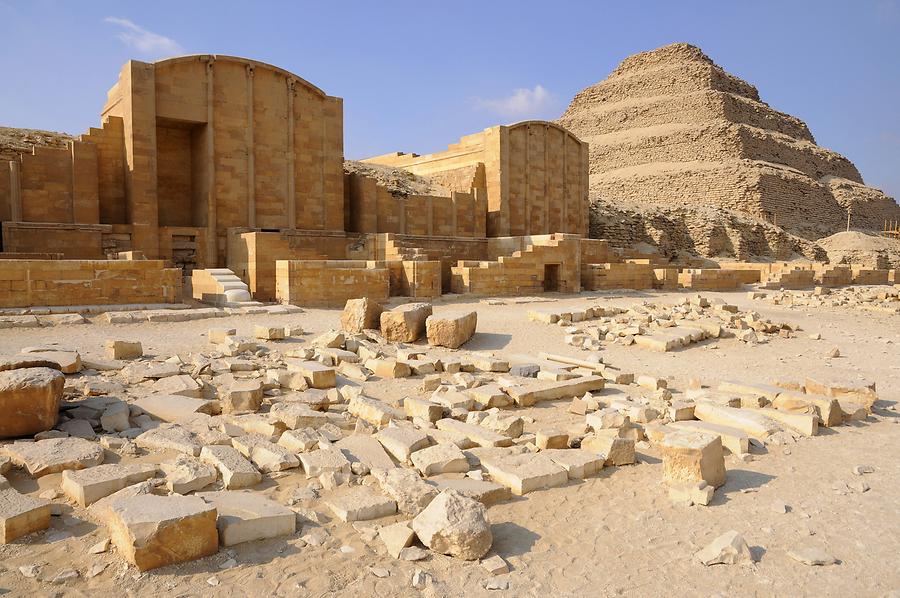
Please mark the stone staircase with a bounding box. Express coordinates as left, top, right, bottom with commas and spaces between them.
191, 268, 255, 305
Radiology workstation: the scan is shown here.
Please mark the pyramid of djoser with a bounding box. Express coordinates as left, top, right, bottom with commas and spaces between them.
558, 43, 900, 241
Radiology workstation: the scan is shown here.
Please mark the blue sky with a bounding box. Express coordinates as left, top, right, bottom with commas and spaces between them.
1, 0, 898, 197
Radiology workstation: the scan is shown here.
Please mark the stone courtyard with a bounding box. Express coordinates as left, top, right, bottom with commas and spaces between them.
0, 40, 899, 598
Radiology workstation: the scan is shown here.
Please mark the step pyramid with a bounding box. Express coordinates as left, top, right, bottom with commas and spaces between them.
558, 43, 900, 240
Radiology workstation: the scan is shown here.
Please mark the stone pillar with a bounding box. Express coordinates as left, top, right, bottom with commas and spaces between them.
9, 161, 22, 222
246, 64, 256, 229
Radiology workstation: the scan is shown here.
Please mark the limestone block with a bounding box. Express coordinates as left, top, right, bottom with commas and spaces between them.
200, 445, 261, 489
466, 384, 511, 409
371, 467, 439, 515
58, 418, 96, 440
379, 521, 416, 558
2, 437, 104, 476
269, 402, 328, 429
312, 330, 345, 349
380, 303, 433, 342
151, 374, 203, 399
536, 429, 568, 450
348, 396, 396, 426
105, 494, 219, 571
425, 311, 477, 349
335, 435, 396, 470
580, 433, 636, 466
366, 359, 411, 379
411, 489, 492, 560
376, 426, 431, 463
341, 298, 383, 333
21, 350, 82, 374
436, 419, 513, 448
135, 425, 202, 456
278, 428, 321, 453
0, 488, 51, 543
161, 455, 217, 494
61, 463, 158, 507
134, 394, 216, 423
772, 391, 841, 427
693, 401, 781, 439
232, 435, 300, 472
660, 431, 726, 488
100, 401, 131, 433
427, 477, 511, 506
287, 360, 336, 389
298, 448, 351, 478
695, 530, 753, 566
504, 376, 605, 407
324, 486, 397, 522
105, 340, 142, 360
196, 491, 296, 547
470, 355, 509, 373
479, 413, 524, 438
0, 367, 64, 438
226, 414, 287, 440
208, 328, 237, 344
411, 443, 469, 477
669, 420, 749, 455
431, 390, 474, 411
405, 397, 443, 422
254, 325, 285, 341
220, 379, 264, 414
542, 449, 604, 479
481, 453, 568, 495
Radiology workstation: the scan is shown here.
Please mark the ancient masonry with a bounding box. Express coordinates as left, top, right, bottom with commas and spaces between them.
558, 43, 900, 241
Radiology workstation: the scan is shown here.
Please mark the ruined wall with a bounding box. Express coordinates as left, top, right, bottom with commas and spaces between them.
0, 259, 181, 307
275, 260, 390, 307
363, 121, 589, 238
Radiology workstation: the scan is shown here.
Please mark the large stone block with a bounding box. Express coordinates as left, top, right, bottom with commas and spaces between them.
2, 437, 104, 476
411, 489, 492, 560
0, 367, 64, 438
0, 488, 51, 543
61, 463, 158, 507
105, 494, 219, 571
341, 298, 383, 333
196, 491, 296, 547
380, 302, 433, 342
426, 311, 477, 349
660, 431, 726, 488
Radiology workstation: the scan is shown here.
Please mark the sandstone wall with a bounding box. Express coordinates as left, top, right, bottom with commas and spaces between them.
275, 260, 390, 307
0, 259, 181, 307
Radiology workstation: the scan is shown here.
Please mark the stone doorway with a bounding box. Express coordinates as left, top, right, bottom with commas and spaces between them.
543, 263, 560, 292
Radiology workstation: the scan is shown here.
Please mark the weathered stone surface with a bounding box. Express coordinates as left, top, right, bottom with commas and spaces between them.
695, 530, 753, 566
772, 391, 842, 427
380, 303, 433, 343
481, 453, 568, 495
371, 467, 439, 515
135, 425, 202, 456
200, 445, 261, 489
366, 358, 411, 379
336, 435, 396, 470
100, 401, 131, 433
787, 545, 838, 566
411, 443, 469, 477
299, 448, 351, 479
105, 494, 219, 571
105, 340, 143, 360
220, 379, 264, 414
479, 413, 524, 438
253, 325, 285, 341
0, 367, 64, 438
580, 433, 636, 466
504, 376, 605, 407
411, 489, 492, 560
427, 477, 511, 506
269, 402, 328, 429
161, 455, 217, 494
232, 435, 300, 472
660, 431, 726, 488
151, 374, 203, 398
376, 426, 430, 463
379, 521, 416, 558
668, 420, 749, 455
536, 429, 569, 450
426, 311, 477, 349
436, 419, 513, 448
341, 298, 383, 333
542, 449, 604, 479
694, 401, 781, 439
58, 417, 97, 439
348, 396, 396, 426
2, 437, 104, 476
21, 350, 82, 374
0, 488, 51, 543
287, 360, 336, 389
324, 486, 397, 522
277, 428, 321, 453
404, 397, 443, 422
61, 463, 158, 507
196, 491, 296, 546
133, 394, 217, 423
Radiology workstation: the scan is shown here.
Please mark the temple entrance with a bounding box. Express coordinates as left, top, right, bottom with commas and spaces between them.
543, 263, 560, 292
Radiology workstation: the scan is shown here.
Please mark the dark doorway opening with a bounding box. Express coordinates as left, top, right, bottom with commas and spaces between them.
543, 263, 560, 292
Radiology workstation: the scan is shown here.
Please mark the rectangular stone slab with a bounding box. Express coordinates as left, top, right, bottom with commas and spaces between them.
196, 491, 296, 546
426, 477, 512, 505
0, 488, 51, 543
324, 487, 397, 522
435, 419, 513, 448
669, 420, 749, 455
200, 445, 261, 489
105, 494, 219, 571
335, 435, 397, 470
61, 463, 158, 507
2, 437, 105, 477
480, 453, 568, 495
693, 401, 782, 439
504, 376, 605, 407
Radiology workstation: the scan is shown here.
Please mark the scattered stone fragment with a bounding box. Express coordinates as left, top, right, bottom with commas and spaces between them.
341, 298, 383, 333
133, 394, 216, 423
481, 554, 509, 575
787, 545, 838, 566
325, 486, 397, 522
695, 530, 754, 566
254, 325, 285, 341
299, 448, 352, 478
0, 367, 64, 438
536, 429, 568, 450
381, 303, 433, 343
136, 425, 202, 456
376, 426, 430, 463
2, 437, 104, 476
197, 491, 296, 546
200, 445, 262, 489
105, 340, 143, 360
105, 494, 219, 571
481, 453, 568, 495
580, 433, 636, 466
660, 431, 726, 488
371, 467, 439, 515
426, 311, 477, 349
221, 379, 264, 414
0, 488, 51, 543
411, 443, 469, 477
379, 521, 416, 558
411, 489, 492, 560
61, 463, 158, 507
336, 435, 396, 470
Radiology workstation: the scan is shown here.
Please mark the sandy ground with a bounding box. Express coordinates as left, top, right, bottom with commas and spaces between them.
0, 288, 898, 597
